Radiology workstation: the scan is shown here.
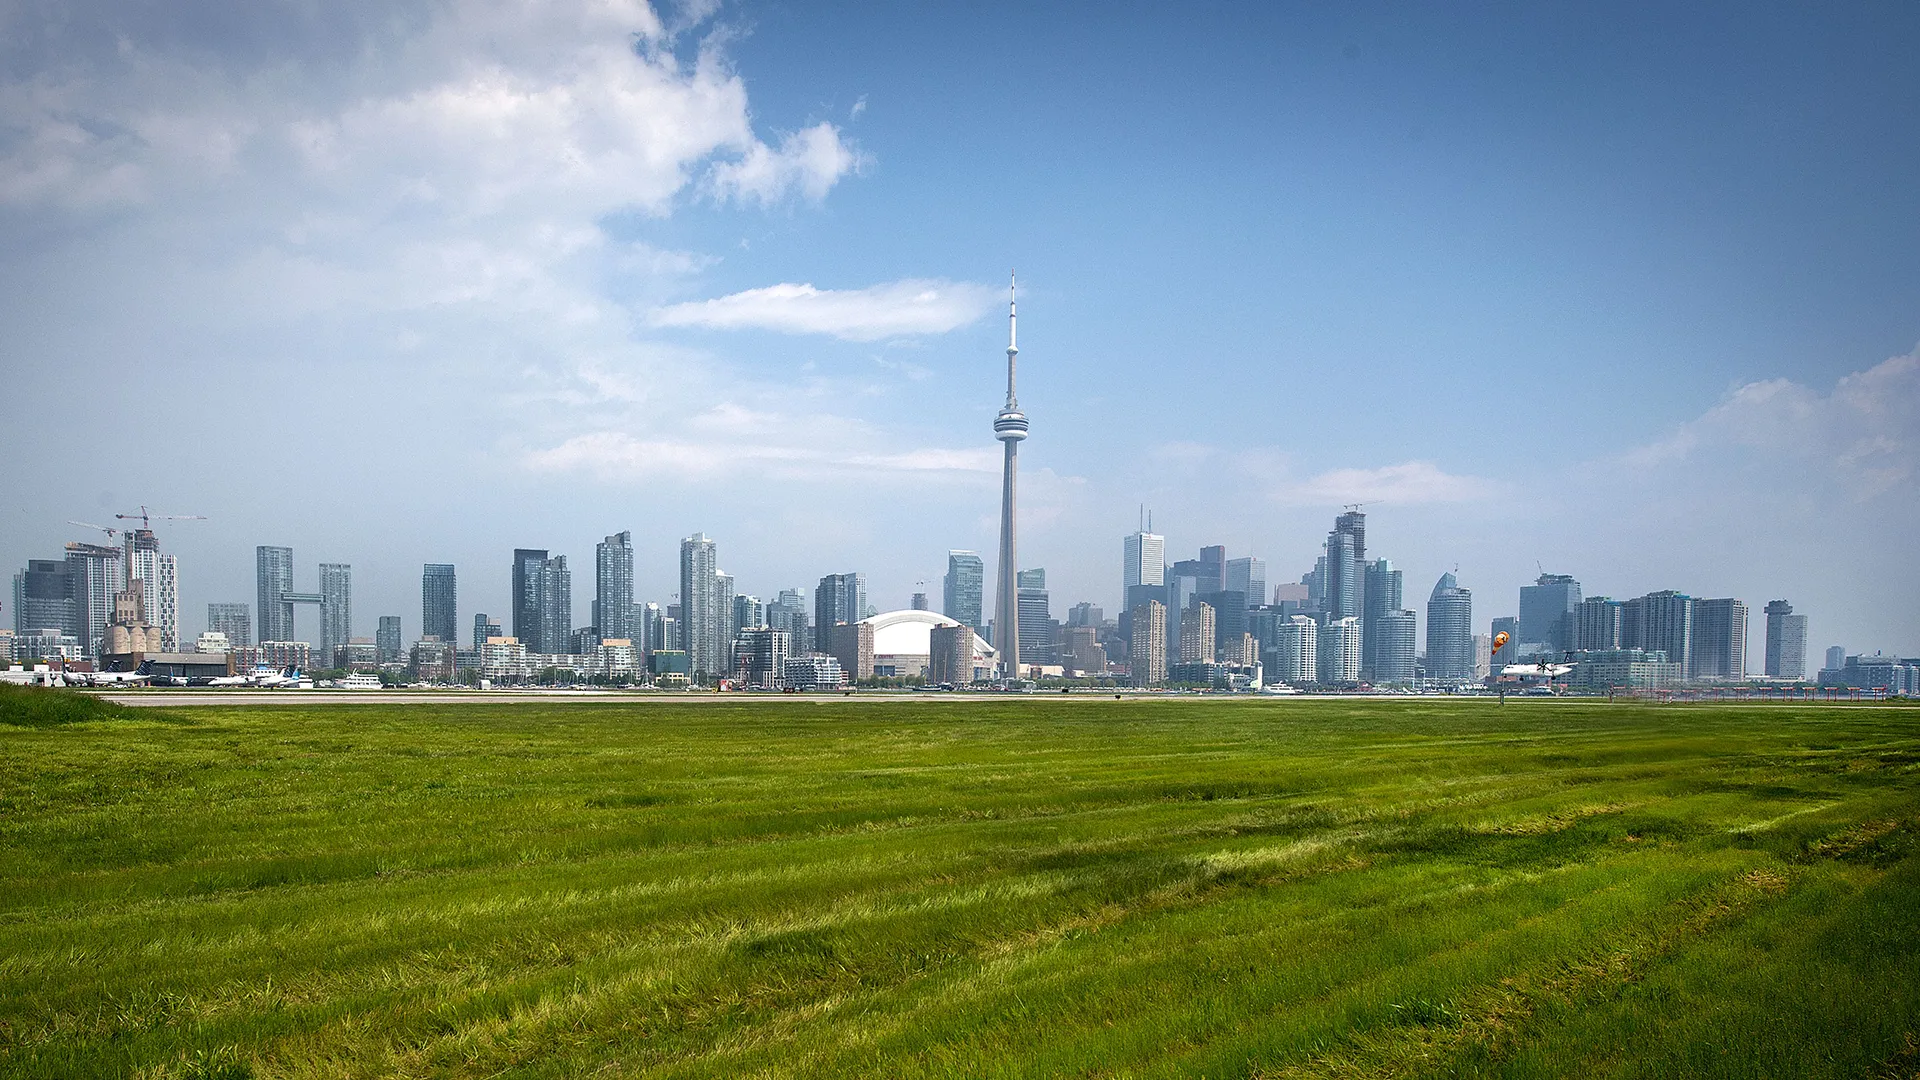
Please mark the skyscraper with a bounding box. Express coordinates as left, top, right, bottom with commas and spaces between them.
511, 549, 548, 652
595, 532, 634, 642
1196, 546, 1227, 595
1179, 601, 1216, 663
126, 530, 179, 651
540, 556, 572, 654
1425, 572, 1475, 682
1576, 597, 1624, 651
1016, 568, 1052, 665
1519, 574, 1581, 651
1764, 600, 1807, 679
1689, 598, 1747, 681
257, 545, 294, 643
1224, 557, 1264, 611
1122, 529, 1165, 594
1361, 558, 1403, 679
11, 559, 73, 635
992, 275, 1028, 679
679, 533, 722, 677
207, 603, 252, 648
1129, 599, 1166, 687
944, 550, 985, 632
473, 613, 502, 650
1272, 615, 1318, 685
421, 563, 457, 644
814, 573, 865, 651
318, 563, 351, 659
1373, 609, 1418, 683
1623, 591, 1693, 674
376, 616, 402, 662
1319, 617, 1362, 685
1323, 530, 1361, 621
66, 542, 124, 657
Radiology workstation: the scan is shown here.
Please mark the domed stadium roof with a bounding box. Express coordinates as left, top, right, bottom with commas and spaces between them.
859, 609, 995, 659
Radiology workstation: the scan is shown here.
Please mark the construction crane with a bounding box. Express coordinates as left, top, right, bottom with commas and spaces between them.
67, 520, 122, 542
114, 506, 207, 531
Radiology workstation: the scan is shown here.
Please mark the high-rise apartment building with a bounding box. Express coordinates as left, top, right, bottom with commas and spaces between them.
126, 530, 179, 651
421, 563, 457, 644
540, 556, 572, 656
1016, 568, 1051, 665
1425, 572, 1475, 682
257, 546, 295, 644
928, 624, 974, 685
1825, 645, 1845, 672
1623, 591, 1693, 674
512, 549, 549, 651
943, 551, 984, 632
679, 534, 723, 678
1689, 598, 1747, 681
66, 542, 124, 657
594, 532, 634, 642
1323, 531, 1361, 621
1373, 609, 1418, 683
814, 572, 865, 652
1575, 597, 1623, 651
767, 590, 807, 650
1129, 599, 1166, 687
207, 603, 252, 648
473, 613, 502, 650
1764, 600, 1807, 679
376, 616, 402, 663
1179, 601, 1216, 663
1519, 574, 1581, 651
1361, 558, 1403, 679
1318, 616, 1362, 685
1272, 615, 1318, 685
318, 563, 352, 659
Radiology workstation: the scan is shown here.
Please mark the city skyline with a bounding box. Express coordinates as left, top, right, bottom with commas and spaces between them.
0, 3, 1915, 658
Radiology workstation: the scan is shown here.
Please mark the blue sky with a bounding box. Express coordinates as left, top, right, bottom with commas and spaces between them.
2, 0, 1916, 658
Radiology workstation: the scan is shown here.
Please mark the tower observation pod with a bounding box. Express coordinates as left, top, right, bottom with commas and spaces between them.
992, 273, 1027, 682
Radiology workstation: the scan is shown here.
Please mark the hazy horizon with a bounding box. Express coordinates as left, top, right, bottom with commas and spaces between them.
3, 1, 1916, 659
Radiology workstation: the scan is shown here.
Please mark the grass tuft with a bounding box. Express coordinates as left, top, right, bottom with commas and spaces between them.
0, 683, 131, 728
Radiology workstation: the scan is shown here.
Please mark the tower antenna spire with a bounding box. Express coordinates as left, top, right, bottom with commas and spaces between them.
991, 268, 1030, 682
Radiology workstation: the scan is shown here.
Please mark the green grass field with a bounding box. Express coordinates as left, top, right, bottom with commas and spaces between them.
3, 691, 1918, 1079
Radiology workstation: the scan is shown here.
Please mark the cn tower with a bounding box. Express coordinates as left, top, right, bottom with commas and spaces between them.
992, 273, 1028, 681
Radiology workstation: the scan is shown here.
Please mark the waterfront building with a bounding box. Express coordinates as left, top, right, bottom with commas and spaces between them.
259, 640, 311, 671
1764, 600, 1808, 679
473, 613, 502, 650
1689, 598, 1748, 681
207, 602, 251, 648
540, 557, 572, 660
928, 623, 975, 684
318, 563, 351, 660
739, 627, 789, 689
421, 564, 457, 645
679, 534, 724, 678
1361, 559, 1403, 679
1271, 614, 1318, 685
1319, 616, 1361, 685
256, 546, 295, 644
827, 621, 875, 682
594, 532, 634, 642
1567, 648, 1685, 692
512, 549, 548, 651
1623, 591, 1693, 677
1575, 597, 1624, 651
410, 638, 457, 682
1373, 609, 1418, 684
375, 616, 402, 663
1425, 572, 1475, 682
814, 573, 866, 651
783, 654, 844, 690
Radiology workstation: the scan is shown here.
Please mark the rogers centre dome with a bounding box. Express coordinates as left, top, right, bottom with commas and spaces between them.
859, 609, 996, 677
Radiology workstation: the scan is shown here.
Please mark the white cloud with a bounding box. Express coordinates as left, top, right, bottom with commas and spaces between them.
525, 429, 998, 483
1267, 460, 1505, 506
648, 279, 999, 340
1622, 347, 1919, 499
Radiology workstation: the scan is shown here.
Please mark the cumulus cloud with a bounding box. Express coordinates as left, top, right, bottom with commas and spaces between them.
1623, 347, 1920, 499
649, 279, 999, 340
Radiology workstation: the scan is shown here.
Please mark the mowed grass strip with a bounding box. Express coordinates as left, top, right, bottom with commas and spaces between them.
1, 696, 1917, 1078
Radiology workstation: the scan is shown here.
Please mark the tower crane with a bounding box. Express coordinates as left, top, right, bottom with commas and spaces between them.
114, 506, 207, 531
67, 520, 123, 542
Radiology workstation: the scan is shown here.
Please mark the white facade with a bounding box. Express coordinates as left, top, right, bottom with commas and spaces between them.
1272, 615, 1318, 685
1123, 531, 1165, 590
1319, 617, 1361, 684
127, 545, 179, 652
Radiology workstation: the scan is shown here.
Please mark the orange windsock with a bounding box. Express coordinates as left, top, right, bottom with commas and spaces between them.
1492, 631, 1511, 655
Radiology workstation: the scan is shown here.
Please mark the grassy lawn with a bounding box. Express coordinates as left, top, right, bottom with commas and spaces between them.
2, 692, 1917, 1078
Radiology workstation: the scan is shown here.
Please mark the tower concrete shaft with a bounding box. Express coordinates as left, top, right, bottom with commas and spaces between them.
992, 273, 1028, 679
